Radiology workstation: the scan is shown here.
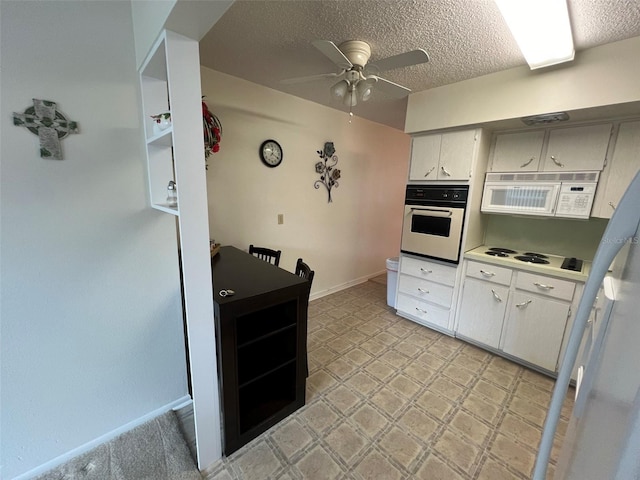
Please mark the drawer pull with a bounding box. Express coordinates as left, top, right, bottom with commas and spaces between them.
550, 155, 564, 168
440, 165, 452, 177
520, 157, 534, 168
424, 166, 435, 177
480, 270, 495, 277
491, 289, 503, 302
417, 287, 429, 294
415, 307, 428, 314
420, 268, 433, 274
609, 201, 616, 210
534, 282, 554, 290
516, 300, 532, 308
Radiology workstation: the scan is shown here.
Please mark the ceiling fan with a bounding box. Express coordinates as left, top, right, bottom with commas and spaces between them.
281, 40, 430, 107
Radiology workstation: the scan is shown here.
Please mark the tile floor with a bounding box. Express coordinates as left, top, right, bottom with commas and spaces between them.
202, 278, 574, 479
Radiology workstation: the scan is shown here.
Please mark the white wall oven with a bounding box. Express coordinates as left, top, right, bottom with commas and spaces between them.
401, 185, 469, 263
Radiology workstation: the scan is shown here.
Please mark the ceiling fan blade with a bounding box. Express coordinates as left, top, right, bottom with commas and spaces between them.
369, 49, 430, 73
280, 71, 343, 85
370, 76, 411, 99
312, 40, 353, 70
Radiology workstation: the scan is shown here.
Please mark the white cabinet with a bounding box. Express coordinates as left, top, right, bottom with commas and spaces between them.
592, 120, 640, 219
457, 261, 512, 349
457, 278, 510, 349
489, 123, 613, 173
502, 271, 575, 372
455, 260, 579, 373
501, 291, 571, 372
396, 254, 457, 333
490, 130, 545, 172
409, 130, 477, 181
542, 123, 613, 172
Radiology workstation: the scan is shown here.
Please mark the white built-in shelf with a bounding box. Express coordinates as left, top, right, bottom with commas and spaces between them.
152, 203, 179, 216
140, 32, 177, 214
147, 127, 173, 147
138, 29, 221, 469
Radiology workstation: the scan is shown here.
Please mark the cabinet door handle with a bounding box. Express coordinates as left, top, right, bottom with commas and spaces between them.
534, 282, 555, 290
516, 300, 532, 308
440, 165, 452, 176
415, 307, 428, 314
491, 289, 503, 302
420, 268, 433, 274
609, 201, 616, 210
520, 157, 535, 168
550, 155, 564, 168
417, 287, 429, 294
424, 166, 435, 177
480, 270, 495, 277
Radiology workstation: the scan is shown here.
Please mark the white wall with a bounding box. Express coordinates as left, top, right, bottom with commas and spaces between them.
1, 2, 190, 478
201, 68, 410, 297
131, 0, 234, 69
406, 36, 640, 133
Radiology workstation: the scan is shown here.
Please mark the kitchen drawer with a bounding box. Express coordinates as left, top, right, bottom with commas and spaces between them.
397, 293, 450, 330
515, 271, 576, 301
465, 260, 512, 286
398, 274, 454, 308
400, 255, 456, 286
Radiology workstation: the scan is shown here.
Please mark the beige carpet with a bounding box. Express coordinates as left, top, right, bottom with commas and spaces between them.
203, 279, 574, 479
35, 411, 201, 480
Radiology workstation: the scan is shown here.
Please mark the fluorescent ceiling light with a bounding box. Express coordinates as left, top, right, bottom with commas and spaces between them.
495, 0, 575, 70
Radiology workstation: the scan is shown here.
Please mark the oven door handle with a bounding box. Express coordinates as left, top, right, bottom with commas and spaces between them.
407, 207, 453, 217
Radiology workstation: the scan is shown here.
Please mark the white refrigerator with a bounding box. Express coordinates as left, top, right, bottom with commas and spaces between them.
533, 170, 640, 479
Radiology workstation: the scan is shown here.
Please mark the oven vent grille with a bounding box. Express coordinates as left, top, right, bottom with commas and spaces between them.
486, 171, 599, 182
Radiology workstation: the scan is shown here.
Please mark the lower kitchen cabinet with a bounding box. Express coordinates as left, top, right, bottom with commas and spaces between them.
501, 291, 571, 372
455, 259, 579, 374
457, 277, 509, 349
396, 254, 458, 333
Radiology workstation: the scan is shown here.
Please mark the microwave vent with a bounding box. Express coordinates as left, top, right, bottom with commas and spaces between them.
486, 171, 599, 182
521, 112, 570, 126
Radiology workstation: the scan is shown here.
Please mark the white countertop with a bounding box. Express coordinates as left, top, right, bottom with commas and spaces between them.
464, 245, 591, 282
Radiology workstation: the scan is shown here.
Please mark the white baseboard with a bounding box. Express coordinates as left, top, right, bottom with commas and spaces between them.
13, 395, 192, 480
309, 269, 387, 301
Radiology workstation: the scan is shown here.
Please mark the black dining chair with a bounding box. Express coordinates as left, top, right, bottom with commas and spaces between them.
249, 244, 282, 266
295, 258, 315, 286
295, 258, 314, 377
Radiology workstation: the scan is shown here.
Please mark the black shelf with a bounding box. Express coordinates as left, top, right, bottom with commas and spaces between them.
238, 327, 297, 386
238, 361, 297, 434
236, 301, 297, 345
212, 246, 310, 455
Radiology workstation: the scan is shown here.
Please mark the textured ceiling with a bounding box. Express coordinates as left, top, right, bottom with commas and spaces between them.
199, 0, 640, 131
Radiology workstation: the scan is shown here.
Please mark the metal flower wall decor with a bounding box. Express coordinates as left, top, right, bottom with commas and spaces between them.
314, 142, 341, 203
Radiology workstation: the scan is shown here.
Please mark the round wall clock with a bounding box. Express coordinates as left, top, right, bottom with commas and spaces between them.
260, 139, 283, 168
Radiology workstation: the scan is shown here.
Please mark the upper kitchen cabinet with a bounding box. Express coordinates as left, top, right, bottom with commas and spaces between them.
542, 123, 613, 172
592, 120, 640, 219
489, 130, 545, 172
409, 129, 478, 181
489, 123, 614, 173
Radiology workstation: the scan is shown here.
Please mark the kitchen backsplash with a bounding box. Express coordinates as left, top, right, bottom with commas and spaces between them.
482, 214, 609, 260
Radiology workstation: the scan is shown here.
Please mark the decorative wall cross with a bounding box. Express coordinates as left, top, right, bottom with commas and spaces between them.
13, 99, 79, 160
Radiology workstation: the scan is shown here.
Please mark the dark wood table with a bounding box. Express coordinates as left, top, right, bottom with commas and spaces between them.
211, 246, 309, 455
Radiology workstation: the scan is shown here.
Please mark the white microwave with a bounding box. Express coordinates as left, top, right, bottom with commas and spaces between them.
481, 172, 599, 219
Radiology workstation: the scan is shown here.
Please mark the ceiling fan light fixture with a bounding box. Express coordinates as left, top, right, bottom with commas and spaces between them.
343, 86, 357, 107
330, 79, 349, 100
355, 79, 374, 102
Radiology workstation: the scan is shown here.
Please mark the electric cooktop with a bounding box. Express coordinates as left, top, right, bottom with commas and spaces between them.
466, 245, 587, 277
